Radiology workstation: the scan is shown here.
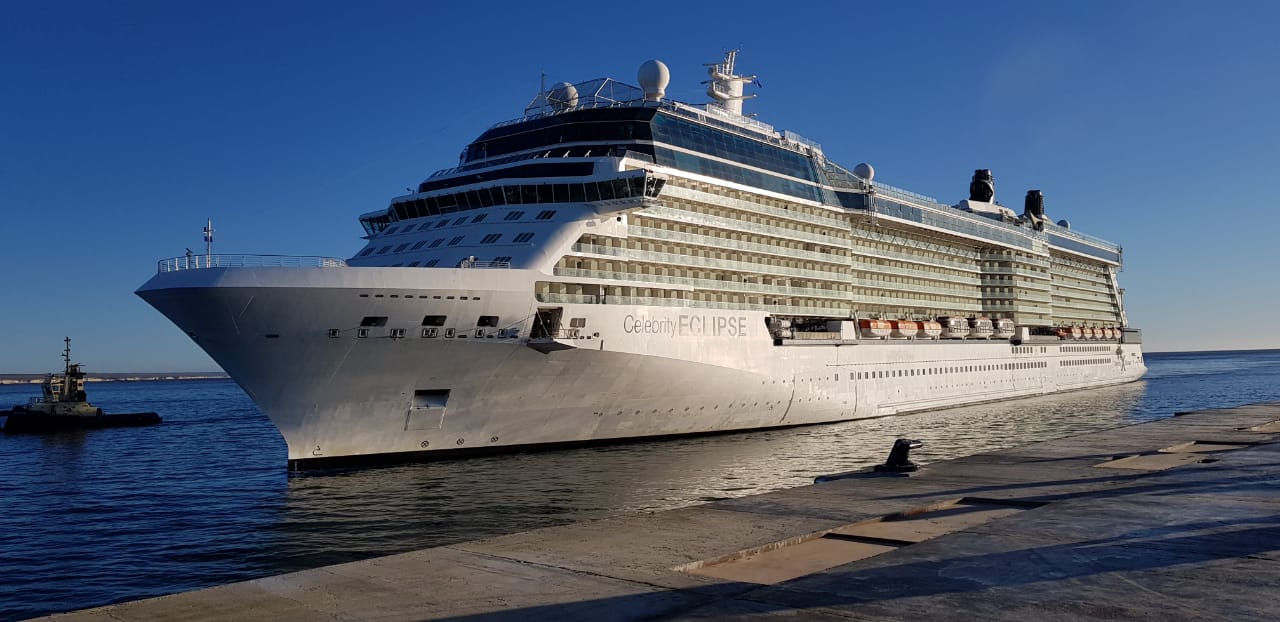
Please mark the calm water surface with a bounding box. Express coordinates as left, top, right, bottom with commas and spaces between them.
2, 349, 1279, 619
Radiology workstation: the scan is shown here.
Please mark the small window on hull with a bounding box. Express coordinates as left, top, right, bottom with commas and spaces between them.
412, 389, 450, 409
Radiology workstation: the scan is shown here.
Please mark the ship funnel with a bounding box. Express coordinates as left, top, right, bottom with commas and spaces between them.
1024, 190, 1045, 218
638, 60, 670, 102
969, 169, 994, 203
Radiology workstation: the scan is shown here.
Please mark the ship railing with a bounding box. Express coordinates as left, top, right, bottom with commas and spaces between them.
1042, 221, 1122, 253
456, 259, 512, 269
157, 254, 348, 273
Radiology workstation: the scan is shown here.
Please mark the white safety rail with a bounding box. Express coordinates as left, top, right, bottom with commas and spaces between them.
157, 254, 348, 273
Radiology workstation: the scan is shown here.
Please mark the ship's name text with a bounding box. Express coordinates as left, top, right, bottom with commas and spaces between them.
622, 314, 749, 338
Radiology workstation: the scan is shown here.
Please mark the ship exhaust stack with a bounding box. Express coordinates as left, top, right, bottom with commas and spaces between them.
1024, 190, 1045, 218
1023, 190, 1047, 230
969, 169, 995, 203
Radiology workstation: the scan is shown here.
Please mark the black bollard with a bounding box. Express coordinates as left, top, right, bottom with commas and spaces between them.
874, 438, 923, 473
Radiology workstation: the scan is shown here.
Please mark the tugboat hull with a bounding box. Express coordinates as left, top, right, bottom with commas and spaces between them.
1, 409, 161, 433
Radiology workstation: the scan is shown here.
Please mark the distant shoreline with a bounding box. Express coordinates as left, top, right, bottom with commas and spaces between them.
0, 373, 228, 385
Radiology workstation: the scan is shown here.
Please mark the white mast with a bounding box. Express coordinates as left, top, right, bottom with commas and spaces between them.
203, 218, 214, 263
703, 49, 757, 116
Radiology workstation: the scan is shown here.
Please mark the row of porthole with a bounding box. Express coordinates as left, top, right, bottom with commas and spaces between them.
358, 293, 482, 301
602, 401, 787, 416
855, 361, 1050, 380
330, 327, 520, 339
1061, 358, 1114, 367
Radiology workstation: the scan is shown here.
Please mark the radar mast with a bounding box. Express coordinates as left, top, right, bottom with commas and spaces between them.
704, 50, 757, 116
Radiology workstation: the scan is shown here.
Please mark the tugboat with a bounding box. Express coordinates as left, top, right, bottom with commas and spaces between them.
1, 338, 161, 433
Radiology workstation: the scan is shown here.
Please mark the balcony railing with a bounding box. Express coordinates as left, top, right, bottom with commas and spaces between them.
156, 254, 348, 273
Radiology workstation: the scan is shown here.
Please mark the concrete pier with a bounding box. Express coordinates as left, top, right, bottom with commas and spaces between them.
45, 403, 1280, 621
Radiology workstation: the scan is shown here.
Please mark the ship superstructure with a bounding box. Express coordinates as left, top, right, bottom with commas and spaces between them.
138, 53, 1145, 469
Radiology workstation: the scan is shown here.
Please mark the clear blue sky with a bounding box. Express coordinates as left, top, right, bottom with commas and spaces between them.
2, 1, 1277, 372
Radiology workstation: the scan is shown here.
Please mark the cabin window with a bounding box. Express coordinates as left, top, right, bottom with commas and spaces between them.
536, 210, 557, 220
480, 233, 502, 244
477, 316, 499, 327
422, 315, 447, 327
505, 210, 525, 221
360, 316, 388, 327
411, 240, 427, 250
429, 238, 444, 248
448, 236, 464, 246
513, 232, 535, 243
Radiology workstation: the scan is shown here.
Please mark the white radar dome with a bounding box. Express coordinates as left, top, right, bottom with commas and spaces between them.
853, 162, 875, 181
638, 60, 670, 101
548, 82, 579, 111
1057, 219, 1071, 229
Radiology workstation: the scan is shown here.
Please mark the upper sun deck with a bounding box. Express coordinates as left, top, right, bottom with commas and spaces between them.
385, 57, 1124, 265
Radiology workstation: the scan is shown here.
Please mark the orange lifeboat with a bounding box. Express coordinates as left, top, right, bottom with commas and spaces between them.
918, 320, 943, 339
1070, 325, 1083, 340
1054, 326, 1072, 339
1103, 327, 1116, 340
890, 320, 920, 339
858, 318, 892, 339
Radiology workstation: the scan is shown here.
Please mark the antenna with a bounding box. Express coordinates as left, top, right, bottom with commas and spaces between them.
702, 49, 757, 116
203, 218, 214, 262
63, 336, 71, 372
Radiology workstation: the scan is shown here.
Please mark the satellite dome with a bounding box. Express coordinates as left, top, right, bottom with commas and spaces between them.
638, 60, 670, 101
548, 82, 579, 111
1057, 219, 1071, 229
853, 162, 875, 181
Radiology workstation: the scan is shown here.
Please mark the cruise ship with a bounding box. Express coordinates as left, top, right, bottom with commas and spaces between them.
138, 53, 1146, 470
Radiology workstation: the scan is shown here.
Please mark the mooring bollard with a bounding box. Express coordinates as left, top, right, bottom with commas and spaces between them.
874, 438, 924, 473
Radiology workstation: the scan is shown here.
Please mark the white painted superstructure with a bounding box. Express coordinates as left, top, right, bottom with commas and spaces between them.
138, 54, 1145, 469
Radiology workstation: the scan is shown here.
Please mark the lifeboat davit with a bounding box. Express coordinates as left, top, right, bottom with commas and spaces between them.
992, 318, 1015, 339
858, 318, 892, 339
890, 320, 920, 339
918, 320, 943, 339
968, 317, 994, 339
937, 317, 969, 339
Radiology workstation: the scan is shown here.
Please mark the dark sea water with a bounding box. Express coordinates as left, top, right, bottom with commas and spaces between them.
2, 349, 1279, 620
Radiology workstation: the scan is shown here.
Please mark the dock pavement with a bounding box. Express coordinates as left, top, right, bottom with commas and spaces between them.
44, 402, 1280, 621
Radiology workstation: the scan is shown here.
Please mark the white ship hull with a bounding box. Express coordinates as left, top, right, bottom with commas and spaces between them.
138, 265, 1146, 469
